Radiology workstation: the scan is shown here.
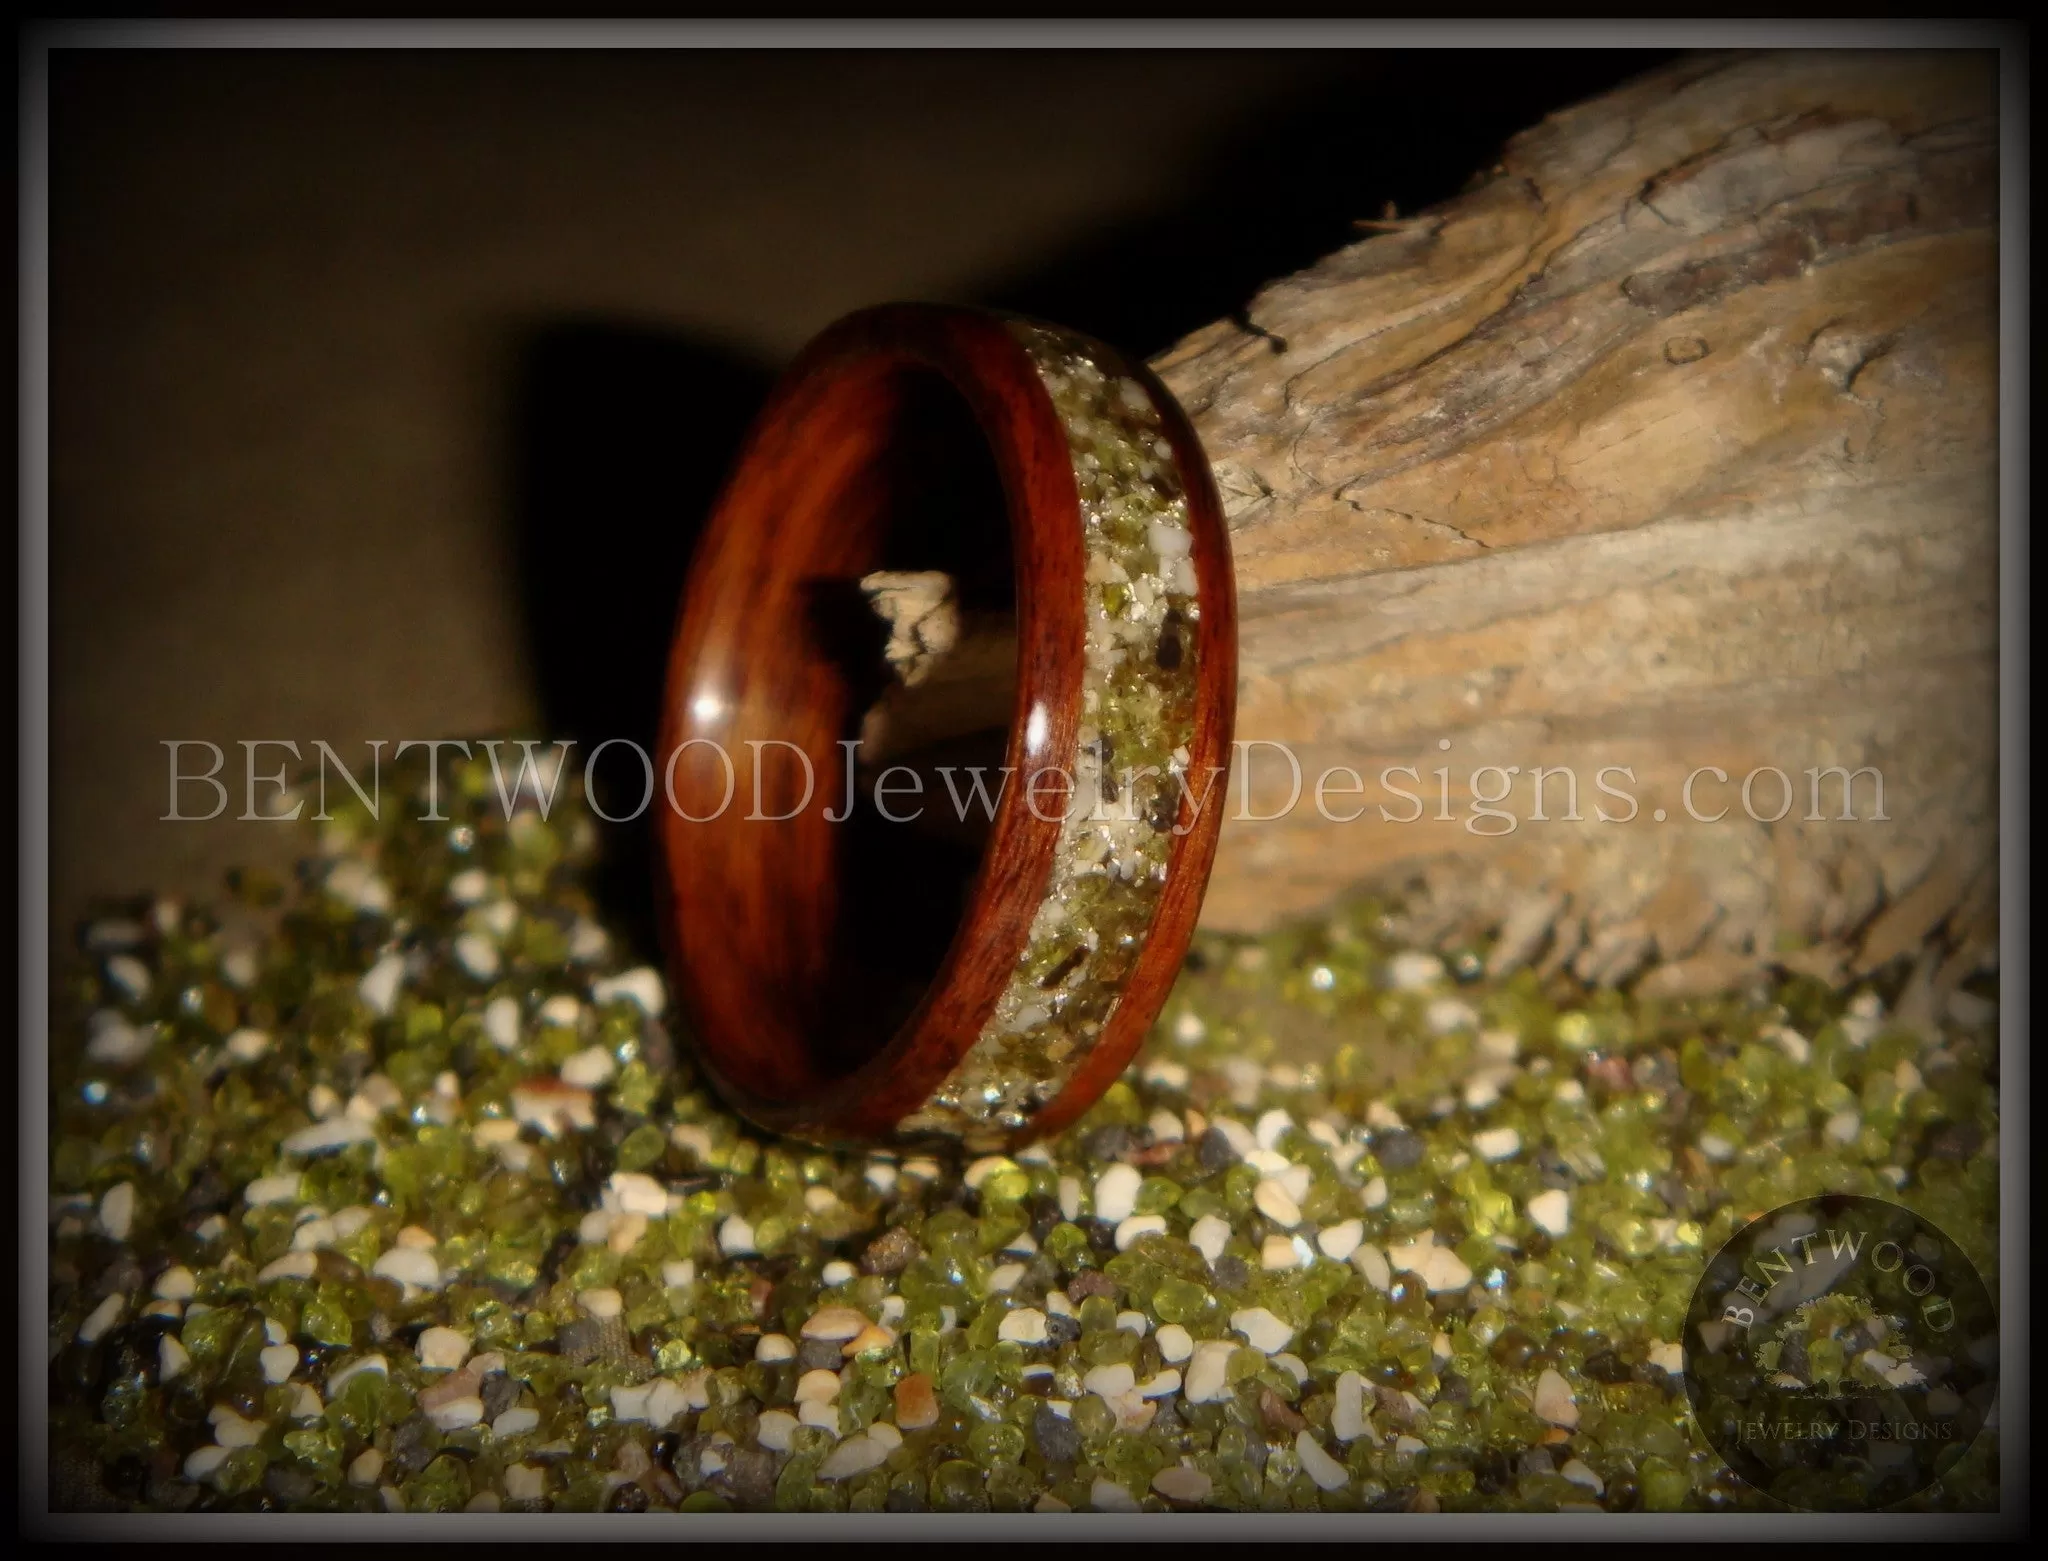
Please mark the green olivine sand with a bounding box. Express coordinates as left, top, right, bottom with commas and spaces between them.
47, 749, 1999, 1514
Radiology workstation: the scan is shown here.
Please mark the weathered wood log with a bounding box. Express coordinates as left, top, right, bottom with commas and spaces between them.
1149, 50, 1998, 1005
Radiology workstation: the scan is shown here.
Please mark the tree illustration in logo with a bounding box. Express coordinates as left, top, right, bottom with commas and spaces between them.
1752, 1293, 1924, 1397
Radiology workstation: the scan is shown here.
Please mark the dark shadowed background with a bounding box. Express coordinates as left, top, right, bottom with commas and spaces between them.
48, 46, 1673, 948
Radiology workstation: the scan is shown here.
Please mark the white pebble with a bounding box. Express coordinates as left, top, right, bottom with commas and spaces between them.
608, 1171, 669, 1217
86, 1013, 152, 1066
1141, 1056, 1190, 1090
259, 1344, 299, 1383
1332, 1371, 1372, 1441
483, 996, 522, 1051
559, 1046, 616, 1088
663, 1260, 697, 1289
590, 967, 666, 1015
447, 868, 490, 905
755, 1333, 796, 1362
369, 1247, 441, 1289
1527, 1188, 1571, 1237
418, 1327, 471, 1370
1115, 1214, 1168, 1250
1188, 1213, 1230, 1262
210, 1405, 267, 1447
1147, 1109, 1185, 1143
357, 953, 406, 1017
987, 1262, 1026, 1293
1255, 1108, 1295, 1151
220, 946, 260, 988
537, 994, 582, 1029
1648, 1341, 1686, 1375
1116, 1311, 1149, 1337
1260, 1235, 1300, 1270
1769, 1025, 1812, 1065
98, 1181, 137, 1242
1173, 1010, 1206, 1044
1138, 1370, 1182, 1399
1698, 1133, 1735, 1162
818, 1431, 890, 1480
578, 1287, 623, 1319
1560, 1457, 1604, 1494
1296, 1430, 1350, 1491
1354, 1243, 1392, 1292
427, 1396, 485, 1432
453, 932, 500, 981
1825, 1109, 1862, 1145
1090, 1479, 1140, 1513
755, 1410, 799, 1452
1533, 1367, 1580, 1428
500, 1463, 550, 1505
1152, 1463, 1211, 1504
183, 1445, 230, 1482
1084, 1363, 1136, 1399
1058, 1175, 1082, 1222
76, 1293, 124, 1344
1182, 1339, 1237, 1403
348, 1447, 385, 1486
1426, 997, 1478, 1034
1388, 951, 1446, 991
106, 953, 152, 1002
493, 1406, 541, 1438
1093, 1163, 1142, 1223
221, 1027, 271, 1064
1362, 1176, 1388, 1210
1253, 1179, 1303, 1228
282, 1116, 376, 1155
1230, 1306, 1294, 1354
998, 1309, 1049, 1345
794, 1369, 841, 1405
1317, 1220, 1363, 1262
159, 1334, 192, 1381
718, 1215, 758, 1256
1473, 1127, 1521, 1161
257, 1252, 318, 1282
1154, 1324, 1195, 1364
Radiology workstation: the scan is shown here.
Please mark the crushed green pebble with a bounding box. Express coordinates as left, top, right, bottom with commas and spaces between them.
46, 749, 2000, 1513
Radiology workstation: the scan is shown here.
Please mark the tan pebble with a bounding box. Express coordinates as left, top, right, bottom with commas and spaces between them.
894, 1371, 939, 1430
800, 1305, 870, 1341
841, 1322, 897, 1358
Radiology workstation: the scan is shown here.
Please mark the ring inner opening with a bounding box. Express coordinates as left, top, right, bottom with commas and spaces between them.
782, 365, 1018, 1080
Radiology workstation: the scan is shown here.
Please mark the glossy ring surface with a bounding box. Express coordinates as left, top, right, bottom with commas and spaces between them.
659, 304, 1235, 1152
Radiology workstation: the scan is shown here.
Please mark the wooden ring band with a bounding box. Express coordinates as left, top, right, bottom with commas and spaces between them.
657, 304, 1235, 1152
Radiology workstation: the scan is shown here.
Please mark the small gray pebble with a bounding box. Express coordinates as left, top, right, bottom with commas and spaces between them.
1373, 1128, 1425, 1172
797, 1337, 845, 1371
1197, 1127, 1238, 1175
481, 1374, 522, 1421
1034, 1404, 1082, 1464
391, 1415, 439, 1475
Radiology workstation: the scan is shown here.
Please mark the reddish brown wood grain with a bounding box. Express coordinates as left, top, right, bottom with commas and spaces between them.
657, 303, 1235, 1149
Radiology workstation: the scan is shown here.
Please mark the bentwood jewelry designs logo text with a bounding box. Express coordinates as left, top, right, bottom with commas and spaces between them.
1681, 1194, 1995, 1512
154, 738, 1895, 834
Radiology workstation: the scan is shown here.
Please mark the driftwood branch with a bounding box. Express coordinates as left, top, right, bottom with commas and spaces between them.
1148, 50, 1997, 1005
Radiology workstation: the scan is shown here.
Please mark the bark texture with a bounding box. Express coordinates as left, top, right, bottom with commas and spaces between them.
1153, 50, 1999, 1006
